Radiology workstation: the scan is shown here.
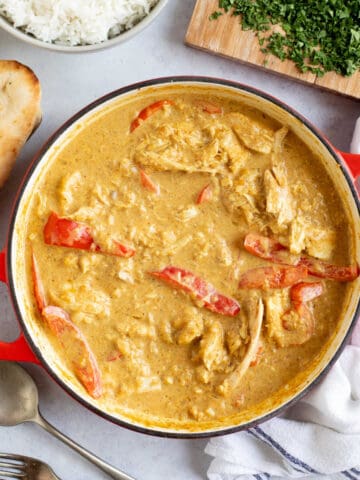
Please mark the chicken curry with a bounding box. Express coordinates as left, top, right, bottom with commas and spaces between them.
19, 85, 358, 429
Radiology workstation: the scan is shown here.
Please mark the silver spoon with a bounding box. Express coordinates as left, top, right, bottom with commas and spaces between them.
0, 361, 136, 480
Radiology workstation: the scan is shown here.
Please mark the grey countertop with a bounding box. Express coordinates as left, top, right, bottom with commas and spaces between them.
0, 1, 359, 479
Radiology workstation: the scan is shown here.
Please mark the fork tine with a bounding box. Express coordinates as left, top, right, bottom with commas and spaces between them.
0, 471, 26, 478
0, 454, 60, 480
0, 455, 26, 479
0, 462, 25, 470
0, 456, 25, 465
0, 462, 23, 468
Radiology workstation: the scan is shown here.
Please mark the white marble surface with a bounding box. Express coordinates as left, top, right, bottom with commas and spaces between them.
0, 1, 359, 479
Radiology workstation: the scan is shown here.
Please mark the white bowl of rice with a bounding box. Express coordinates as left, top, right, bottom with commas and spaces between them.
0, 0, 168, 52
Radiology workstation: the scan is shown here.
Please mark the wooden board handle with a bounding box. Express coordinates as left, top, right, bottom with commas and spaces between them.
0, 249, 39, 363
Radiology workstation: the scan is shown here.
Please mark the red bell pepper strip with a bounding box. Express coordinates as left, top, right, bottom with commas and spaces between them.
238, 265, 308, 290
106, 351, 123, 362
298, 257, 359, 282
244, 233, 359, 282
44, 212, 135, 258
290, 281, 324, 305
244, 233, 292, 263
42, 306, 102, 399
281, 303, 315, 343
281, 282, 324, 344
139, 169, 160, 195
31, 252, 102, 398
195, 101, 223, 114
130, 100, 174, 132
112, 241, 136, 258
196, 184, 212, 204
150, 266, 240, 317
44, 212, 99, 251
31, 251, 47, 312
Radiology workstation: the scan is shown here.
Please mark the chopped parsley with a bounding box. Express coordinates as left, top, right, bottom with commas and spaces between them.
210, 0, 360, 77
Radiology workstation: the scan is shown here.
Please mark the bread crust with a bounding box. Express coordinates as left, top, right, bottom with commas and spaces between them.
0, 60, 42, 188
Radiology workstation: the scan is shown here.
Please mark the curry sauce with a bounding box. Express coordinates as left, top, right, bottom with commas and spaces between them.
19, 87, 357, 428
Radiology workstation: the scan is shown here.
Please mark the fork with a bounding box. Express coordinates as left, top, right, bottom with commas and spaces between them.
0, 453, 60, 480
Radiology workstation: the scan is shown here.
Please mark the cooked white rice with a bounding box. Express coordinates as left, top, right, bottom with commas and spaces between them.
0, 0, 159, 46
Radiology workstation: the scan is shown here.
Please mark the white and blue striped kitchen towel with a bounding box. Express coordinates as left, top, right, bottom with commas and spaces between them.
205, 120, 360, 480
206, 321, 360, 480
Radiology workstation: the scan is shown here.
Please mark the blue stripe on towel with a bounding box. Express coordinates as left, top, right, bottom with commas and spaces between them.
343, 471, 360, 480
251, 426, 319, 474
247, 429, 305, 474
351, 469, 360, 476
253, 474, 270, 480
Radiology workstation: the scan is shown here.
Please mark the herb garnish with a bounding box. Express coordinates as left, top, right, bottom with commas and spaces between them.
210, 0, 360, 77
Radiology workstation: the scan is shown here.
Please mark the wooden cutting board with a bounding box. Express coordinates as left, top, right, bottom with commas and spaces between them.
185, 0, 360, 100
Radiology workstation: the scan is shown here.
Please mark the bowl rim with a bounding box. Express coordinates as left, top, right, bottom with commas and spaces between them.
7, 76, 360, 438
0, 0, 168, 52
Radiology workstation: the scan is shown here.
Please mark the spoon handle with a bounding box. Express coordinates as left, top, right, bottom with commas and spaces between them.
34, 413, 136, 480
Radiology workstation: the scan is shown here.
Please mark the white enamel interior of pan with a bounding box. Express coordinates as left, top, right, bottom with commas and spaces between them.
11, 80, 360, 435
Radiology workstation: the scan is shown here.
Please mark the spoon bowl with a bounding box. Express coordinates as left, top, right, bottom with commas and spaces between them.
0, 362, 135, 479
0, 361, 38, 426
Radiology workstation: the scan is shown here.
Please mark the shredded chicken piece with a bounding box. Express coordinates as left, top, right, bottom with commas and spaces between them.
265, 288, 318, 347
223, 168, 264, 225
264, 169, 294, 226
58, 171, 83, 213
304, 226, 336, 260
273, 126, 289, 159
289, 216, 336, 259
53, 279, 111, 318
225, 321, 247, 356
134, 118, 227, 174
219, 129, 250, 175
157, 318, 173, 344
289, 217, 307, 254
134, 107, 251, 175
198, 320, 228, 371
227, 113, 275, 154
218, 298, 264, 396
265, 290, 291, 347
136, 375, 162, 393
175, 307, 204, 345
215, 235, 233, 266
264, 127, 295, 230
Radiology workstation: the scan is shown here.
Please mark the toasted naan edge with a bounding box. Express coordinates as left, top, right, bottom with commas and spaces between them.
0, 60, 42, 188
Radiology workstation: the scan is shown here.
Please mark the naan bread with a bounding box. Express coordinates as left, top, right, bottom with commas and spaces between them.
0, 60, 42, 188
